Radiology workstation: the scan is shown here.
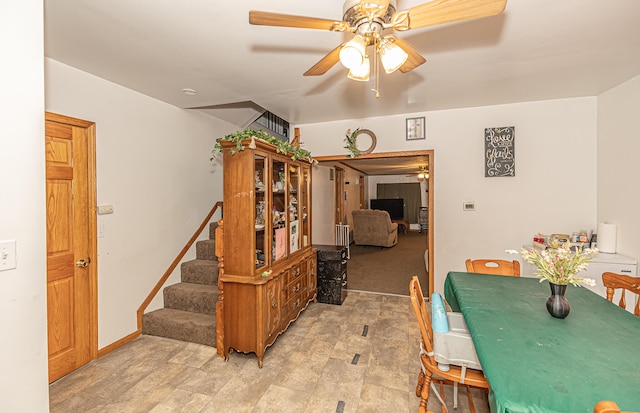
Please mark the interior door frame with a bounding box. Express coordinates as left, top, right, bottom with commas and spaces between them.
334, 166, 345, 226
315, 150, 434, 297
45, 112, 98, 376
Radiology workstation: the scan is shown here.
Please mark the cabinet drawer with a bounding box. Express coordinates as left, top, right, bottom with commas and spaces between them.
286, 277, 305, 298
284, 274, 307, 313
284, 293, 305, 316
285, 263, 304, 284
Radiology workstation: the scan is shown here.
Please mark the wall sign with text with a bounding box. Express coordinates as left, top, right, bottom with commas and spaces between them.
484, 126, 515, 177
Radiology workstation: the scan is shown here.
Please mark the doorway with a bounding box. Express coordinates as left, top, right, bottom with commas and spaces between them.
315, 150, 434, 297
45, 112, 98, 382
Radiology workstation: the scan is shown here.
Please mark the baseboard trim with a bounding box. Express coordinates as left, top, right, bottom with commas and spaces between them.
98, 330, 141, 358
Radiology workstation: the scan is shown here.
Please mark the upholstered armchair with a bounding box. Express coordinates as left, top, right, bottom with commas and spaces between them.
351, 209, 398, 247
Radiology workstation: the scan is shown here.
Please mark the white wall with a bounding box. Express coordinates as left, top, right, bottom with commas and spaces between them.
311, 165, 336, 245
597, 76, 640, 258
0, 1, 49, 411
45, 59, 236, 347
301, 97, 598, 293
311, 163, 367, 245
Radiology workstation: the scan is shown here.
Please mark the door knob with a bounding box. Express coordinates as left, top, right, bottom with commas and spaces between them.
75, 258, 91, 268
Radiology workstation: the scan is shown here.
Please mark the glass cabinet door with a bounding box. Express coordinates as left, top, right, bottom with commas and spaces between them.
289, 165, 300, 254
271, 159, 287, 262
300, 165, 310, 248
255, 155, 267, 269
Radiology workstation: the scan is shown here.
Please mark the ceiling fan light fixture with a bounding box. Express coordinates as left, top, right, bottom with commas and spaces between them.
378, 39, 408, 74
339, 35, 367, 69
417, 166, 429, 181
348, 56, 370, 81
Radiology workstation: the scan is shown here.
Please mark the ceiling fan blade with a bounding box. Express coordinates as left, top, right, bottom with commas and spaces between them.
303, 44, 343, 76
402, 0, 507, 30
385, 35, 427, 73
249, 11, 349, 31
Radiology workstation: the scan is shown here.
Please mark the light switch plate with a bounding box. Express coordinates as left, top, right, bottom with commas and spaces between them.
97, 205, 114, 215
463, 202, 476, 211
0, 240, 17, 271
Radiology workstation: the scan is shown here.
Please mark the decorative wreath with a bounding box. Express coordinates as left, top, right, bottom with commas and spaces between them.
344, 128, 377, 158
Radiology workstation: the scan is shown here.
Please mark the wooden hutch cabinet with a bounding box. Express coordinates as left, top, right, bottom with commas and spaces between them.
216, 138, 316, 367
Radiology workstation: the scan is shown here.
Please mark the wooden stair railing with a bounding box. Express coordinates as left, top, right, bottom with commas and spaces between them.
136, 201, 223, 331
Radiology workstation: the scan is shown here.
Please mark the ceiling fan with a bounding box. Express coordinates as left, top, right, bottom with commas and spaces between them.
249, 0, 507, 95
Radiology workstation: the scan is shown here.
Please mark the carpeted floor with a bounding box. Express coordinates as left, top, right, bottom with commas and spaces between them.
347, 230, 428, 296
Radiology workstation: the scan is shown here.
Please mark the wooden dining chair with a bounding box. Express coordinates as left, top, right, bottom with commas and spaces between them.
409, 276, 490, 413
601, 272, 640, 316
465, 259, 521, 276
594, 400, 639, 413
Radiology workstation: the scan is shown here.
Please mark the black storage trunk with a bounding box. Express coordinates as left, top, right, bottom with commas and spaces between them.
314, 244, 348, 305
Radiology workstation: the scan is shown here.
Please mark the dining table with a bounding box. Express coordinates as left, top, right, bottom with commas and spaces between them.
444, 271, 640, 413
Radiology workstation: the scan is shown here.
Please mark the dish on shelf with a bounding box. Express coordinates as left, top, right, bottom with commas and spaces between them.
255, 224, 265, 230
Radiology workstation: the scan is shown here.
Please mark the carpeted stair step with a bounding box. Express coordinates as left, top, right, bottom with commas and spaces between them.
163, 282, 218, 315
209, 222, 218, 240
181, 259, 219, 285
196, 239, 217, 260
142, 308, 215, 347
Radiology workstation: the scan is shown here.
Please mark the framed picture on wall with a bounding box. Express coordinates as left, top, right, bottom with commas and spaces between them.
406, 117, 425, 140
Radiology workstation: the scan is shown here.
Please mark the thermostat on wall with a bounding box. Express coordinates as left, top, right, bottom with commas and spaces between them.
463, 202, 475, 211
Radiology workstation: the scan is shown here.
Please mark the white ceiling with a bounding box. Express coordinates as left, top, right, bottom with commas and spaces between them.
44, 0, 640, 128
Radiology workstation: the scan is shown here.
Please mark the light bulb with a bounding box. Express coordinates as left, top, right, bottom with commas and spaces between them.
348, 56, 370, 81
340, 35, 367, 70
378, 39, 408, 74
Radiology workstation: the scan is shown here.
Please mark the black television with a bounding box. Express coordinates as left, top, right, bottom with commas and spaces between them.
370, 198, 404, 220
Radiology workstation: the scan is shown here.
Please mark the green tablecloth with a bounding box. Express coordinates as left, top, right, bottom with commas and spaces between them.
444, 272, 640, 413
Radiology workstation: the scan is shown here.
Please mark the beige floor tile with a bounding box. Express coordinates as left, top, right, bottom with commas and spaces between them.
149, 388, 212, 413
176, 367, 235, 397
356, 382, 410, 412
330, 330, 373, 365
369, 337, 409, 369
50, 292, 487, 413
303, 393, 357, 413
49, 391, 111, 413
364, 358, 410, 393
169, 342, 218, 368
251, 384, 311, 413
203, 358, 281, 411
271, 339, 333, 392
49, 363, 111, 405
101, 384, 176, 413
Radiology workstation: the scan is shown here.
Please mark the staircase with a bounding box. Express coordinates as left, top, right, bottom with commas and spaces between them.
142, 223, 219, 346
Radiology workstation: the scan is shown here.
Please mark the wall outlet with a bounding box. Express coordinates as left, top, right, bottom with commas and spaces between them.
463, 202, 476, 211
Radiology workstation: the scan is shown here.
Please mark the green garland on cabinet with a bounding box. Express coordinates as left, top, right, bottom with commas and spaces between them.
211, 128, 314, 163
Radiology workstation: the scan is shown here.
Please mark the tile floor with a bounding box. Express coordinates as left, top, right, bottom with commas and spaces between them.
49, 291, 490, 413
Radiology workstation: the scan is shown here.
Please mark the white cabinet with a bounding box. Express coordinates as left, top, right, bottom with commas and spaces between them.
521, 252, 638, 313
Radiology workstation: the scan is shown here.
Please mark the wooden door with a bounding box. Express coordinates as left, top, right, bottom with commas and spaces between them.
45, 112, 97, 382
